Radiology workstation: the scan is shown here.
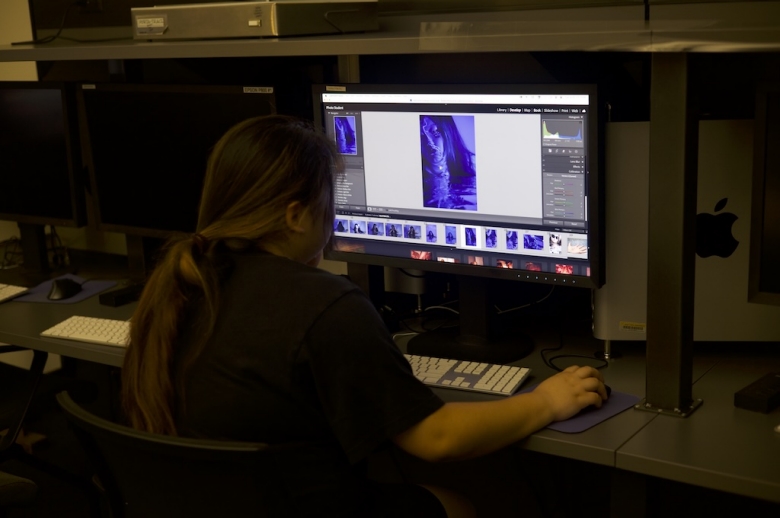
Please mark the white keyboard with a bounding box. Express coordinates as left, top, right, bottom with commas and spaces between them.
40, 315, 130, 347
405, 354, 531, 396
0, 283, 28, 303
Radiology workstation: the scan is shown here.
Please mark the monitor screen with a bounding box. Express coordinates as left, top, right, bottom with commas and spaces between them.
80, 83, 277, 238
0, 82, 84, 227
314, 83, 602, 289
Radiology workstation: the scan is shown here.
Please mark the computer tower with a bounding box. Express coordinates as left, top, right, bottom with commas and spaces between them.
594, 120, 780, 342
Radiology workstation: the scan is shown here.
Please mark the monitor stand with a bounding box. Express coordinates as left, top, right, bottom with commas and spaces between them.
125, 234, 167, 282
17, 223, 52, 285
406, 275, 534, 364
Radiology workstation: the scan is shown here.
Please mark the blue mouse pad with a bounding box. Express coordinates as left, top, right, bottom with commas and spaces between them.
13, 274, 117, 304
547, 391, 641, 433
519, 385, 641, 433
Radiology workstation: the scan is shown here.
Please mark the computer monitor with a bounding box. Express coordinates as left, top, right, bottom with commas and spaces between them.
0, 81, 85, 274
0, 82, 85, 228
749, 82, 780, 306
313, 83, 602, 362
80, 83, 277, 239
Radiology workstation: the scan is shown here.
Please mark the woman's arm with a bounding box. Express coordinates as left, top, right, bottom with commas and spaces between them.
392, 365, 607, 462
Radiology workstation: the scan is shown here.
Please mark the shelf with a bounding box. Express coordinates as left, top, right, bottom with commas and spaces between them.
0, 3, 778, 63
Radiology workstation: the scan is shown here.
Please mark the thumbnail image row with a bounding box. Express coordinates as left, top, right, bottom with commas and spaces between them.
415, 252, 587, 276
331, 237, 588, 276
333, 218, 587, 256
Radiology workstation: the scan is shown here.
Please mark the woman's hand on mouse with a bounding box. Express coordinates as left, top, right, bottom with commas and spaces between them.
532, 365, 608, 422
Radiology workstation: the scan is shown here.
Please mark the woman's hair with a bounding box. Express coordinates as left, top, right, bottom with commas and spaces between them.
420, 115, 475, 177
122, 115, 340, 435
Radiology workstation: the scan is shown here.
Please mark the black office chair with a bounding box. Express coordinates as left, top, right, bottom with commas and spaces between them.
0, 469, 37, 518
55, 391, 309, 518
0, 348, 102, 517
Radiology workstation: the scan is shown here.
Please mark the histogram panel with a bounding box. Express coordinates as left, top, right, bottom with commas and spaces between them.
541, 119, 584, 148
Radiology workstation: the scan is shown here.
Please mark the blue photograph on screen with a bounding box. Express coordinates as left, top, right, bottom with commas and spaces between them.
334, 116, 357, 155
334, 219, 349, 233
485, 228, 497, 248
368, 222, 383, 236
386, 223, 400, 238
523, 234, 544, 251
350, 221, 366, 234
506, 230, 519, 250
445, 225, 457, 245
404, 224, 421, 239
426, 224, 437, 243
465, 227, 477, 247
420, 115, 477, 211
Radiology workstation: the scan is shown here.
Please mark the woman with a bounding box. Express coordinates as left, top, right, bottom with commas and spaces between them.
122, 115, 607, 517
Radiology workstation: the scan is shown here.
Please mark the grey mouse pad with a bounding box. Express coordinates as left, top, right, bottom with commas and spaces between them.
13, 274, 117, 304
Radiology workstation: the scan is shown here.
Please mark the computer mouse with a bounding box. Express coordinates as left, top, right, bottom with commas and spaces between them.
47, 278, 83, 301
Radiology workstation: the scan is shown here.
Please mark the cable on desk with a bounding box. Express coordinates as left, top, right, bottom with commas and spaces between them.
384, 304, 458, 335
494, 285, 556, 315
0, 238, 23, 270
47, 226, 70, 268
399, 268, 426, 279
541, 330, 608, 372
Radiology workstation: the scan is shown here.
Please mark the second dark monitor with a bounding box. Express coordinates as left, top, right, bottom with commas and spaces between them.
80, 83, 277, 238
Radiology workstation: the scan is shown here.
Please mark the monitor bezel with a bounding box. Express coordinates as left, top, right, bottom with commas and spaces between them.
78, 82, 277, 239
0, 81, 86, 228
313, 82, 604, 289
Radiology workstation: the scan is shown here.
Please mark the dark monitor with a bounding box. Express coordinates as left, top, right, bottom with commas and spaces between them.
80, 83, 277, 238
749, 82, 780, 306
313, 83, 602, 362
0, 81, 85, 277
0, 81, 85, 227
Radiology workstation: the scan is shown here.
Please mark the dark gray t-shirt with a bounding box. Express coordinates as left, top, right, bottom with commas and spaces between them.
173, 251, 443, 494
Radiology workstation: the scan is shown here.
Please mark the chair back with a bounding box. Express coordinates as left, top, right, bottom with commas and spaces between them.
55, 391, 299, 518
0, 469, 37, 518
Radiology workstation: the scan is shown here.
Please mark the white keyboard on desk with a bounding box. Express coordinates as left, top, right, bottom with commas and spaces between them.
405, 354, 531, 396
0, 283, 28, 303
40, 316, 130, 347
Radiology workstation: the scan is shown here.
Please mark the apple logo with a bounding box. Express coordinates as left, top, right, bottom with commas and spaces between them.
696, 198, 739, 258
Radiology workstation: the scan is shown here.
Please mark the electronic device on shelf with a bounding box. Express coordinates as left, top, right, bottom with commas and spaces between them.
405, 354, 530, 396
40, 315, 130, 348
0, 81, 86, 275
0, 283, 29, 304
312, 83, 603, 363
131, 1, 379, 41
79, 83, 277, 278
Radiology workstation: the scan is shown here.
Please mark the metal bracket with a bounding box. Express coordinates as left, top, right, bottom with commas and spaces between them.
634, 397, 703, 418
